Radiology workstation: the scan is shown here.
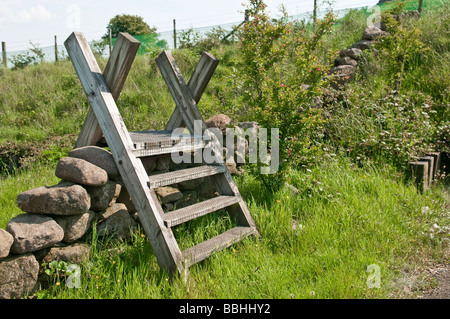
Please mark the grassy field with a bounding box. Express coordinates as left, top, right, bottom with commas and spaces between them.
0, 0, 449, 299
1, 157, 447, 299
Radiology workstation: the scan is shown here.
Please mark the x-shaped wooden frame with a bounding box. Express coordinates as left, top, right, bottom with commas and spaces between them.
75, 32, 140, 148
76, 33, 219, 149
65, 31, 257, 274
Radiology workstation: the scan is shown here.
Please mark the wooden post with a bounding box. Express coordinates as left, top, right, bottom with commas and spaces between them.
1, 42, 6, 68
65, 32, 183, 273
54, 35, 59, 62
173, 19, 177, 49
75, 32, 140, 148
313, 0, 317, 31
418, 0, 423, 13
109, 27, 112, 56
165, 51, 219, 131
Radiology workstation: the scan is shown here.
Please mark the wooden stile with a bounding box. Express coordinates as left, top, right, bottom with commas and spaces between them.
65, 32, 258, 277
75, 32, 140, 148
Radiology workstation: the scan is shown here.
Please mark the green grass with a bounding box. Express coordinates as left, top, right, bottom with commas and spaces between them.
3, 158, 446, 299
1, 0, 449, 299
0, 164, 60, 228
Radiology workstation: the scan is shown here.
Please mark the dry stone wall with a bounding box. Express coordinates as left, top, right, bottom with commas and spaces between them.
329, 25, 387, 89
0, 114, 251, 299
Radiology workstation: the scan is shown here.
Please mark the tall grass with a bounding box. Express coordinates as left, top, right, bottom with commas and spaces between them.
0, 0, 449, 299
12, 158, 445, 299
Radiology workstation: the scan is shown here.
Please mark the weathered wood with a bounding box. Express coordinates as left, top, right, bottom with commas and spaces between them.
420, 156, 435, 188
54, 35, 59, 63
156, 50, 206, 134
425, 152, 441, 180
165, 51, 219, 131
75, 32, 140, 148
410, 161, 429, 191
148, 165, 226, 189
1, 42, 6, 68
65, 32, 182, 273
163, 195, 241, 227
156, 50, 258, 232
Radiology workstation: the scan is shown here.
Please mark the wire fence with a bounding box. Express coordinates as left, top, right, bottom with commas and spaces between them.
0, 0, 436, 69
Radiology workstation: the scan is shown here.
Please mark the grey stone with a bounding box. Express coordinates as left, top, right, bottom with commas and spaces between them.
329, 65, 356, 89
115, 185, 136, 213
0, 254, 39, 299
198, 176, 217, 199
42, 243, 90, 264
339, 48, 363, 60
85, 181, 121, 211
68, 146, 120, 179
174, 190, 198, 209
335, 56, 358, 67
330, 64, 356, 75
6, 214, 64, 254
141, 157, 157, 174
163, 202, 174, 211
351, 40, 374, 51
55, 157, 108, 187
362, 26, 387, 40
178, 177, 205, 190
0, 229, 13, 259
55, 211, 95, 243
205, 114, 234, 134
155, 186, 183, 204
96, 203, 137, 240
17, 182, 91, 216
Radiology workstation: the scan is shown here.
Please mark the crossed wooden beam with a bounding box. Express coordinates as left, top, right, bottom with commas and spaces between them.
65, 32, 257, 274
65, 32, 223, 272
74, 32, 219, 149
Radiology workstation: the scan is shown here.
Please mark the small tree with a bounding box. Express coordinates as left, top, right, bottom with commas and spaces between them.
105, 14, 156, 38
10, 42, 45, 70
238, 0, 336, 188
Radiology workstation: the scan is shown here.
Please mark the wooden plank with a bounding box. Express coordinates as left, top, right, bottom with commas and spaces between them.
149, 165, 226, 189
165, 51, 219, 131
163, 195, 241, 227
182, 226, 256, 268
64, 32, 182, 273
156, 50, 206, 134
75, 32, 140, 148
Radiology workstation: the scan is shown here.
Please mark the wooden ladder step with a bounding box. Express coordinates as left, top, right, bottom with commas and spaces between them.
182, 226, 256, 268
148, 165, 226, 189
163, 195, 241, 227
130, 130, 204, 157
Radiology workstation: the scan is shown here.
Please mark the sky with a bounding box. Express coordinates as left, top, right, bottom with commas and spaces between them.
0, 0, 379, 52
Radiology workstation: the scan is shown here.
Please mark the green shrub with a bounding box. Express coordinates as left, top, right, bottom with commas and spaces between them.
237, 0, 336, 187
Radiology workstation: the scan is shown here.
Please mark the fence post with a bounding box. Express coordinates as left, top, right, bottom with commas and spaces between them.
54, 35, 59, 62
173, 19, 177, 49
109, 27, 112, 56
1, 42, 6, 68
418, 0, 423, 13
313, 0, 317, 31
